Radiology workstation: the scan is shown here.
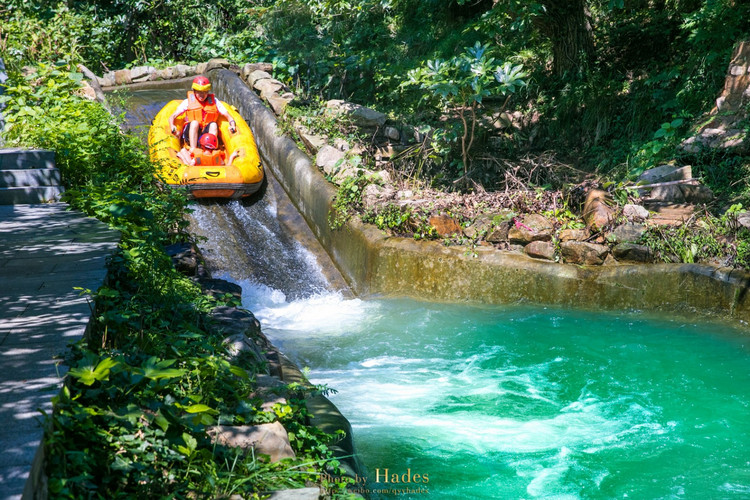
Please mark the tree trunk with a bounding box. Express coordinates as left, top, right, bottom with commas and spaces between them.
536, 0, 595, 76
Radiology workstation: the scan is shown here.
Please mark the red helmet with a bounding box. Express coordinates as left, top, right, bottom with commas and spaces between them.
192, 76, 211, 91
199, 133, 218, 150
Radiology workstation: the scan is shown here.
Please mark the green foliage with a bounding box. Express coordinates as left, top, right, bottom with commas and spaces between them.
404, 42, 527, 176
641, 220, 726, 264
328, 174, 369, 229
1, 65, 343, 496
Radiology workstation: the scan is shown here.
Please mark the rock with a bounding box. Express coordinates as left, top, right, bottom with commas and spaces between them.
638, 165, 692, 185
485, 221, 511, 243
255, 78, 285, 98
223, 333, 266, 367
206, 58, 231, 71
97, 73, 115, 87
242, 62, 273, 80
296, 126, 327, 155
582, 189, 615, 231
173, 64, 193, 78
208, 423, 295, 463
680, 183, 714, 204
508, 214, 553, 244
612, 223, 646, 243
316, 145, 346, 175
612, 242, 653, 263
165, 242, 202, 276
248, 70, 273, 87
647, 184, 685, 203
195, 277, 243, 301
362, 184, 395, 211
155, 68, 172, 80
263, 488, 322, 500
332, 165, 360, 184
130, 65, 156, 82
77, 81, 96, 100
463, 217, 493, 240
384, 126, 400, 141
326, 99, 387, 128
333, 138, 350, 151
429, 215, 463, 237
397, 190, 414, 200
560, 241, 609, 265
208, 306, 262, 338
267, 94, 292, 115
623, 203, 649, 221
195, 62, 208, 75
524, 241, 555, 260
737, 212, 750, 229
114, 69, 132, 85
558, 228, 589, 242
369, 169, 392, 185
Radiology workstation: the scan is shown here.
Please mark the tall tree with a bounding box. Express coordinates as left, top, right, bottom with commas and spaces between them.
535, 0, 595, 76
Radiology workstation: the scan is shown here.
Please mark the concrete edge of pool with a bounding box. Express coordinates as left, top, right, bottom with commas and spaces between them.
205, 68, 750, 327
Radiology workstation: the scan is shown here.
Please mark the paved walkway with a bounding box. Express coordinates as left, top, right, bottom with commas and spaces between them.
0, 203, 118, 499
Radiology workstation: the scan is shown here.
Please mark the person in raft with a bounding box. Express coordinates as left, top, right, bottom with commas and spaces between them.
176, 133, 240, 167
168, 75, 236, 151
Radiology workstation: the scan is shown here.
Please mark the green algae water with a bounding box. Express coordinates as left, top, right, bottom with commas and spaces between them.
233, 283, 750, 499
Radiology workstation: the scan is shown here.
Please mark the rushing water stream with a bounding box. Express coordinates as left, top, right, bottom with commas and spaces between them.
123, 88, 750, 499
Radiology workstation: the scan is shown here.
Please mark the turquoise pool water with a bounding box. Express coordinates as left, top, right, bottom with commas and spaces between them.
235, 283, 750, 499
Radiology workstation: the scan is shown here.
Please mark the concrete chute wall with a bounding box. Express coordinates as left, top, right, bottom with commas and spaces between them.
209, 68, 750, 325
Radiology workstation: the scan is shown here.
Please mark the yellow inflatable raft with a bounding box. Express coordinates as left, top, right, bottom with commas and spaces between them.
148, 100, 264, 199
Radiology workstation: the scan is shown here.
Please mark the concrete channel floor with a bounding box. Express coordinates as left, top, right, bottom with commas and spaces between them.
0, 203, 119, 499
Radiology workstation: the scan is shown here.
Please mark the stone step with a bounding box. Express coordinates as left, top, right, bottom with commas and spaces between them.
0, 148, 55, 169
0, 186, 64, 205
0, 168, 61, 187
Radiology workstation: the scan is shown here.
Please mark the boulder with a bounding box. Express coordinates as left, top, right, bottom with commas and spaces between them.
97, 73, 115, 87
196, 278, 243, 302
114, 69, 132, 85
130, 65, 156, 82
485, 222, 511, 243
242, 62, 273, 80
223, 333, 266, 367
384, 126, 400, 141
195, 62, 208, 75
208, 423, 295, 463
680, 183, 714, 204
206, 58, 231, 71
623, 204, 649, 221
612, 242, 653, 263
582, 189, 615, 231
255, 78, 285, 97
326, 99, 387, 128
208, 306, 262, 338
463, 217, 493, 240
362, 184, 396, 211
429, 215, 463, 237
316, 145, 346, 175
248, 70, 273, 87
262, 488, 322, 500
165, 242, 202, 276
558, 228, 589, 242
560, 241, 609, 265
173, 64, 193, 78
508, 214, 553, 244
524, 241, 556, 261
638, 165, 692, 185
612, 223, 646, 243
296, 126, 327, 155
267, 94, 292, 115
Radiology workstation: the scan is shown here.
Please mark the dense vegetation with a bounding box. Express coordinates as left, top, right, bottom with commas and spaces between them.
1, 0, 750, 496
3, 0, 748, 193
0, 48, 349, 500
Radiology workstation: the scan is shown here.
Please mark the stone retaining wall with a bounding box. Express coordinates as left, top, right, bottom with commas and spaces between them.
208, 68, 750, 325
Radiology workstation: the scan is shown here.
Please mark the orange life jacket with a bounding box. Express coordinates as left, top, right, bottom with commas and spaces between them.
192, 148, 225, 166
185, 91, 219, 127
